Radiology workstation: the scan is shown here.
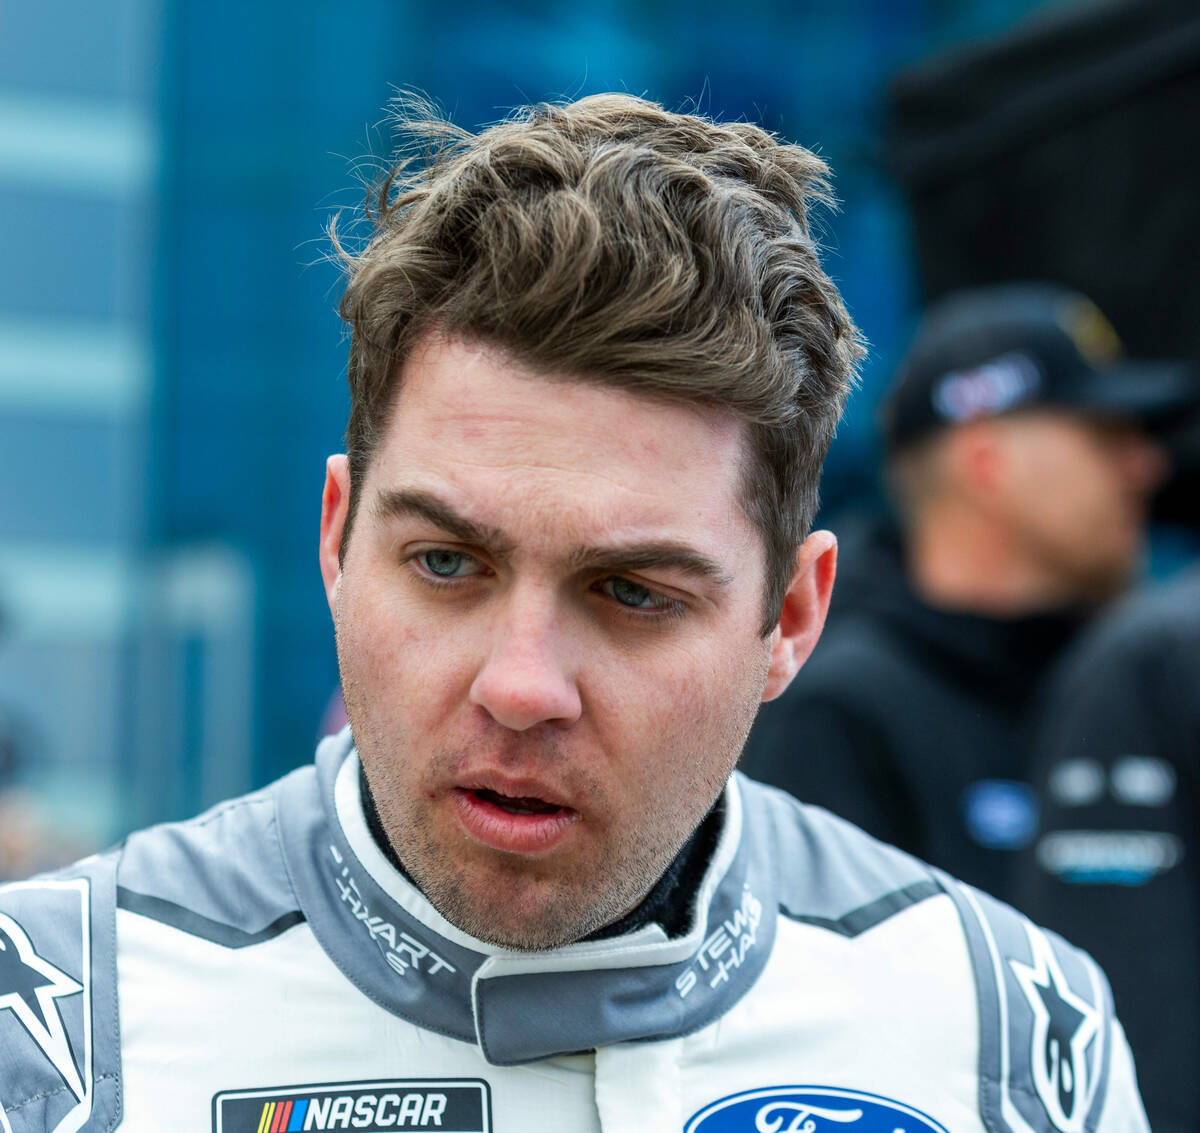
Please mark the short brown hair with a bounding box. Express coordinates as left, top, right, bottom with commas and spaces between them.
335, 93, 864, 633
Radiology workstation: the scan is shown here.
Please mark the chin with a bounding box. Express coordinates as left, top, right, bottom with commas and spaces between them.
441, 892, 602, 951
421, 861, 634, 950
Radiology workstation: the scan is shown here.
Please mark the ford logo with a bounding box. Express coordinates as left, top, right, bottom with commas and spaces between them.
685, 1086, 950, 1133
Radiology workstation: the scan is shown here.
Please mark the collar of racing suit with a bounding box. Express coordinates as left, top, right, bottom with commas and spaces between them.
275, 729, 776, 1065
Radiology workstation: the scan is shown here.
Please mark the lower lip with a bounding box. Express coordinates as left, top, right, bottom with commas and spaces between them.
452, 788, 578, 854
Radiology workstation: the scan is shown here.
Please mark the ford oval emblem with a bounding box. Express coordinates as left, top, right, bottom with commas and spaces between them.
685, 1086, 950, 1133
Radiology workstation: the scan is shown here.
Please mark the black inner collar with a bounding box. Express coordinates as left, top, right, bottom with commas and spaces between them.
357, 762, 723, 942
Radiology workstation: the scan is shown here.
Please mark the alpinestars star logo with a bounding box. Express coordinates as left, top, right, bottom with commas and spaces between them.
0, 911, 85, 1100
1009, 925, 1100, 1133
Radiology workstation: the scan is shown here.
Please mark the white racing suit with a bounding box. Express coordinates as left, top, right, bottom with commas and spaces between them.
0, 729, 1147, 1133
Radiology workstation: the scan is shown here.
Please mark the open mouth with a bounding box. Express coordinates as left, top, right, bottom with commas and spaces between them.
470, 788, 566, 816
453, 785, 579, 853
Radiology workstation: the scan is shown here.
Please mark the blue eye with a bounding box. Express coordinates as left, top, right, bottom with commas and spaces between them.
598, 576, 679, 613
419, 550, 478, 578
608, 577, 655, 607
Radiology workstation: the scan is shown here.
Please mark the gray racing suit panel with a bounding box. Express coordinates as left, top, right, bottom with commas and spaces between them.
117, 783, 303, 944
941, 873, 1123, 1133
0, 852, 121, 1133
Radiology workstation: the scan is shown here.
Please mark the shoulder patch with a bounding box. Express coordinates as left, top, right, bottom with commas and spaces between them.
0, 858, 120, 1133
939, 875, 1113, 1133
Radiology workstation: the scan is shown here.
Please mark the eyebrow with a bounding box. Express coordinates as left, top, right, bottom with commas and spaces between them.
569, 543, 733, 587
373, 489, 514, 554
373, 487, 731, 586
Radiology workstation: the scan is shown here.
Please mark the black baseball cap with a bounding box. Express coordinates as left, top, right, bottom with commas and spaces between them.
880, 283, 1198, 451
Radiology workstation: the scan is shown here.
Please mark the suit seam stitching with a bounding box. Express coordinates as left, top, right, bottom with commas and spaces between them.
6, 1074, 119, 1114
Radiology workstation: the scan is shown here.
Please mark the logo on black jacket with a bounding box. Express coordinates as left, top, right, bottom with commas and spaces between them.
1009, 925, 1100, 1133
213, 1081, 491, 1133
0, 910, 85, 1100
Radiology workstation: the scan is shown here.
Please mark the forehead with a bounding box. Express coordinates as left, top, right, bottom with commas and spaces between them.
368, 335, 755, 550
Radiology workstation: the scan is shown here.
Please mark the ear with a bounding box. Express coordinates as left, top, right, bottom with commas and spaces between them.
761, 529, 837, 702
948, 419, 1007, 503
319, 455, 351, 616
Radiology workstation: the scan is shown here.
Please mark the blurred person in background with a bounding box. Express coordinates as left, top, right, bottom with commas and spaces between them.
0, 789, 55, 882
0, 701, 38, 881
1018, 563, 1200, 1133
0, 102, 1149, 1133
743, 282, 1187, 901
0, 704, 96, 881
0, 630, 91, 880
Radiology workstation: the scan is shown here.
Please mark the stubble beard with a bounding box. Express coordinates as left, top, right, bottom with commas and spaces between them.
374, 784, 672, 950
335, 613, 761, 952
339, 673, 691, 951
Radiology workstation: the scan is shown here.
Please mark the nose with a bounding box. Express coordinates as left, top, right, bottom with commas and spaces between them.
468, 588, 583, 732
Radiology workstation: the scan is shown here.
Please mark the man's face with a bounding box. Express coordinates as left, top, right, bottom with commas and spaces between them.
993, 409, 1167, 602
321, 335, 826, 950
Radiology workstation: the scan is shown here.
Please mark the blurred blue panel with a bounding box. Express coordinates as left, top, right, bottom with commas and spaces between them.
0, 413, 132, 542
0, 93, 155, 195
172, 205, 294, 341
0, 188, 131, 322
0, 0, 158, 102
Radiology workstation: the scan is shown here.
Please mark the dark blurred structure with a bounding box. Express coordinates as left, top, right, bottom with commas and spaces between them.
889, 0, 1200, 525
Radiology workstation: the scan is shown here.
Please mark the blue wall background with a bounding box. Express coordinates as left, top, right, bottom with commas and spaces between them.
0, 0, 1054, 848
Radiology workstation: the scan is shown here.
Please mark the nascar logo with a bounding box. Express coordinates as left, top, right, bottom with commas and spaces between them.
213, 1081, 490, 1133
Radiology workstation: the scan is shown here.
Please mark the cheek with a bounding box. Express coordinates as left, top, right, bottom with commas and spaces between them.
338, 577, 476, 715
1019, 446, 1097, 525
1063, 454, 1122, 521
1021, 444, 1072, 494
339, 581, 410, 672
590, 637, 765, 775
1053, 435, 1117, 497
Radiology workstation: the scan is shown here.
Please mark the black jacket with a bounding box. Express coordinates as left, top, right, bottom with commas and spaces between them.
1015, 564, 1200, 1133
741, 515, 1084, 900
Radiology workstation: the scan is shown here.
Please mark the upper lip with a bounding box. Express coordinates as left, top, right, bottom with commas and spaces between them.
456, 771, 576, 811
